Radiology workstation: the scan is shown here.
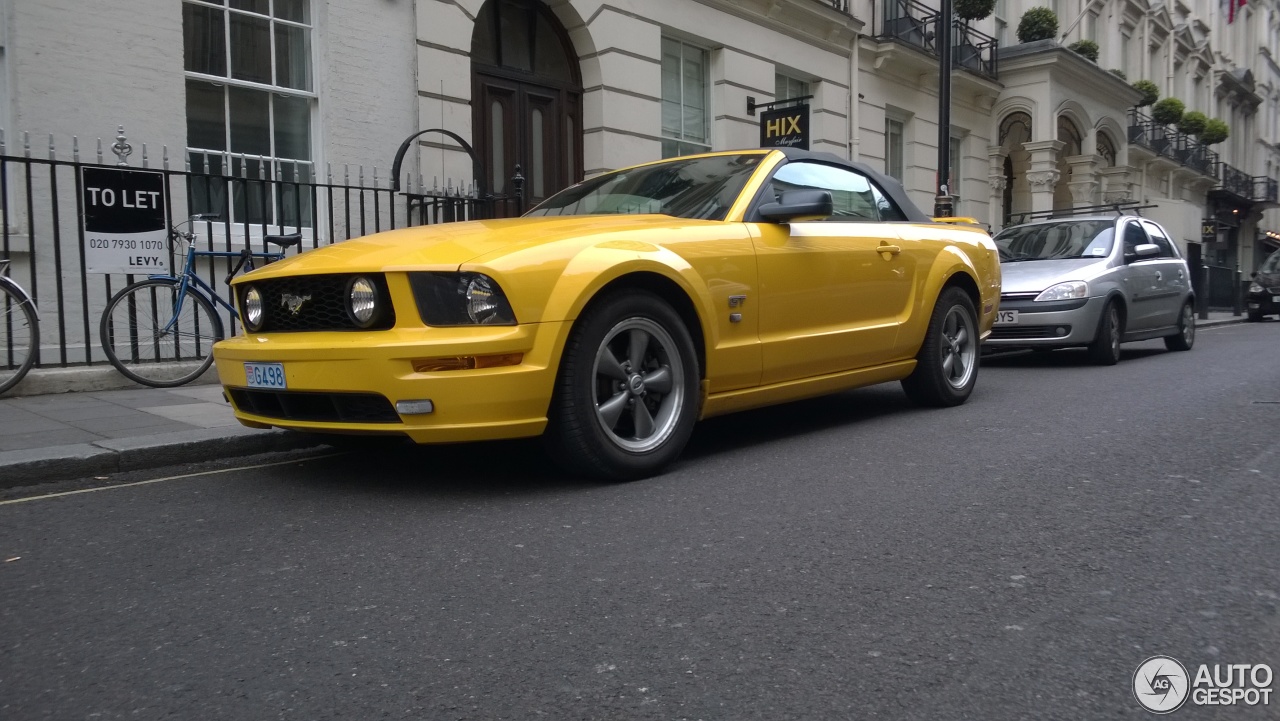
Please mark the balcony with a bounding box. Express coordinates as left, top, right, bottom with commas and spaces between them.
878, 0, 940, 54
1220, 163, 1252, 198
952, 21, 998, 80
815, 0, 851, 12
1128, 109, 1218, 177
1254, 176, 1279, 205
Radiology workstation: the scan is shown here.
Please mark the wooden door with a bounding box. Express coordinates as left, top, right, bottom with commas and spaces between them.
475, 73, 577, 212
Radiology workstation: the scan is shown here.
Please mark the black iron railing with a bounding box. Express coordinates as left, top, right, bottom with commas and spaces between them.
1220, 163, 1252, 198
0, 131, 522, 370
1253, 176, 1279, 204
1172, 132, 1219, 177
953, 21, 998, 79
878, 0, 939, 54
815, 0, 851, 12
1128, 109, 1219, 176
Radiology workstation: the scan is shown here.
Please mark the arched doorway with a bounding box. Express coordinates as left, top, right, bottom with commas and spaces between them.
471, 0, 583, 212
999, 112, 1032, 225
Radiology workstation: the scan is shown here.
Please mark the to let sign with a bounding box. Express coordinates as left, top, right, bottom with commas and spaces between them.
81, 167, 168, 274
759, 104, 810, 150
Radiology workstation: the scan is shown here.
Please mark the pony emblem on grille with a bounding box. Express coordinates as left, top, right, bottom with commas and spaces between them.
280, 293, 312, 316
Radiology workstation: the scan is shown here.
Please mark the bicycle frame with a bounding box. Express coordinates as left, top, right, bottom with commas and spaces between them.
141, 242, 283, 334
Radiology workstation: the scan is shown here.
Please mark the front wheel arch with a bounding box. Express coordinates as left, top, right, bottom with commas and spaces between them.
574, 272, 707, 382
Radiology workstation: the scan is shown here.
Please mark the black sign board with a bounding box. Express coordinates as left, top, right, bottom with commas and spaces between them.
1201, 221, 1217, 240
759, 104, 810, 150
81, 167, 169, 274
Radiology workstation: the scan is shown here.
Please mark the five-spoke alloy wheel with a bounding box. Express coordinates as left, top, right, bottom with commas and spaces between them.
901, 286, 980, 407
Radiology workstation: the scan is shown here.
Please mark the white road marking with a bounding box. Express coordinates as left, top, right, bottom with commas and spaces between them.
0, 454, 341, 507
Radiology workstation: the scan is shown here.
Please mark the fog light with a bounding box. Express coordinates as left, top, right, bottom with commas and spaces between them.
1056, 326, 1068, 336
412, 353, 523, 373
395, 399, 435, 415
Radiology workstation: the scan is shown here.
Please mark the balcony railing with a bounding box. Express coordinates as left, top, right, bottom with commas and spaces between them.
1254, 176, 1279, 204
816, 0, 852, 12
1220, 163, 1252, 198
1128, 109, 1219, 177
878, 0, 939, 55
953, 21, 998, 79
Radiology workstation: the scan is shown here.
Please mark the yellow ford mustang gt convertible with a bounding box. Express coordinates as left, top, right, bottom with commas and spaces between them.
214, 148, 1000, 480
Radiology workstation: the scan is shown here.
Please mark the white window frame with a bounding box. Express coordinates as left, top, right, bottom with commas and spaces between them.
774, 73, 811, 103
949, 134, 964, 209
183, 0, 317, 241
885, 117, 905, 182
660, 37, 711, 158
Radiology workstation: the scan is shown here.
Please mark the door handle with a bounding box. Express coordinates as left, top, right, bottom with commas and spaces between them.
877, 243, 902, 256
1155, 271, 1163, 281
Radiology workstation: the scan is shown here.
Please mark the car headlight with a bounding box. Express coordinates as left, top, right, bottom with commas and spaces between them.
1250, 282, 1265, 293
346, 275, 381, 328
1035, 281, 1088, 301
409, 272, 517, 326
242, 285, 265, 332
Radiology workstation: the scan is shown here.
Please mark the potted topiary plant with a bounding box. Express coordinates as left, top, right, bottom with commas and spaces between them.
954, 0, 996, 72
955, 0, 996, 22
1068, 39, 1099, 62
1199, 118, 1229, 145
1017, 7, 1059, 43
1151, 97, 1185, 126
1132, 80, 1159, 107
1177, 111, 1208, 137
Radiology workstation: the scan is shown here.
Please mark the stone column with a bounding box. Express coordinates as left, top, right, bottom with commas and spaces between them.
1098, 166, 1135, 204
987, 145, 1009, 231
1065, 154, 1100, 207
1023, 139, 1064, 215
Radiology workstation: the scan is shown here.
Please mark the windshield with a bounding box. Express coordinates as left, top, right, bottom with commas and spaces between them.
526, 154, 764, 221
1261, 249, 1280, 274
994, 220, 1116, 261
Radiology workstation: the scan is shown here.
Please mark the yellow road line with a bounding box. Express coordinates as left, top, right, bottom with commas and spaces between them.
0, 453, 341, 506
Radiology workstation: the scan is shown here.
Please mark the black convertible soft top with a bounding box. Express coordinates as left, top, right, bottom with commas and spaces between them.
769, 147, 931, 223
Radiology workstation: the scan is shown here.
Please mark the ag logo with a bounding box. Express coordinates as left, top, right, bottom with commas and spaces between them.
1134, 656, 1190, 714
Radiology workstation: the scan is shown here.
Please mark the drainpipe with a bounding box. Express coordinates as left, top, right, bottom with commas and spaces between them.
849, 31, 860, 161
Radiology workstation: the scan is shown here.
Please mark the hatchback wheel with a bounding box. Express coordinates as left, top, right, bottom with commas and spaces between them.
1087, 301, 1122, 365
1164, 301, 1195, 351
545, 290, 700, 481
901, 286, 979, 407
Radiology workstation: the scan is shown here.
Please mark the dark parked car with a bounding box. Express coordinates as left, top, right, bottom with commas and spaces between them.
1247, 248, 1280, 321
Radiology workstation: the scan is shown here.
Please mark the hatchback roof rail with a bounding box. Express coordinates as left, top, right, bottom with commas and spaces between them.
1008, 202, 1157, 225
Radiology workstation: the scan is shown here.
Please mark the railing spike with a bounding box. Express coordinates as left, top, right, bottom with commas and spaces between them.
344, 163, 349, 184
23, 131, 31, 158
96, 137, 104, 164
359, 165, 364, 186
141, 142, 149, 168
163, 145, 169, 171
73, 136, 80, 163
0, 128, 6, 155
326, 162, 332, 183
111, 125, 133, 166
48, 133, 56, 161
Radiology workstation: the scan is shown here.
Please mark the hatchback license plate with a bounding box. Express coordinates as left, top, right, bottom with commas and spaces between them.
245, 362, 286, 389
1273, 295, 1280, 303
995, 310, 1019, 325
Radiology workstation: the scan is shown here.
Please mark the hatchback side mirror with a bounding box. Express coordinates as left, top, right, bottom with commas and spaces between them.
758, 189, 834, 223
1126, 243, 1160, 261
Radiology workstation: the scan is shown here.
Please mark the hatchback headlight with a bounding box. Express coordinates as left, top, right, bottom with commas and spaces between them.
347, 276, 381, 328
409, 272, 517, 326
242, 285, 265, 332
1035, 281, 1088, 302
1250, 282, 1265, 293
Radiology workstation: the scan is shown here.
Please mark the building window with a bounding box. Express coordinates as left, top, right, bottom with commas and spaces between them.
183, 0, 315, 228
949, 135, 963, 207
885, 118, 904, 182
661, 37, 710, 159
775, 73, 810, 103
993, 0, 1008, 47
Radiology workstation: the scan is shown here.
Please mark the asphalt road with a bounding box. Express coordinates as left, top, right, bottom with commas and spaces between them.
3, 322, 1279, 720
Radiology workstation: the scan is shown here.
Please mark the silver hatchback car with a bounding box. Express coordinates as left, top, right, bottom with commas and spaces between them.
986, 215, 1196, 364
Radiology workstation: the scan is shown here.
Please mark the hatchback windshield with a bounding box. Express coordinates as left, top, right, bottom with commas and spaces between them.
1261, 248, 1280, 274
994, 220, 1115, 261
526, 154, 764, 221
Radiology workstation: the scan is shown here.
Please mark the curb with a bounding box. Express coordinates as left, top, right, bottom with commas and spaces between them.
0, 426, 329, 488
1197, 316, 1247, 328
3, 364, 219, 398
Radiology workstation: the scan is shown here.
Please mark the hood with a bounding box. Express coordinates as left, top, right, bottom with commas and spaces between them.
238, 215, 702, 280
999, 258, 1110, 294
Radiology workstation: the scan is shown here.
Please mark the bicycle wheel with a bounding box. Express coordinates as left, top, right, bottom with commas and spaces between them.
0, 282, 38, 395
100, 279, 223, 388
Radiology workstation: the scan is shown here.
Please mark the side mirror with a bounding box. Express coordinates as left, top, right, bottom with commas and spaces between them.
1126, 243, 1160, 261
758, 189, 834, 223
1252, 270, 1259, 278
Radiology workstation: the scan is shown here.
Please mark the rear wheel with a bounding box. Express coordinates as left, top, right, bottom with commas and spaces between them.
100, 279, 223, 388
545, 291, 700, 481
1164, 301, 1195, 351
0, 283, 37, 395
1086, 301, 1122, 366
901, 286, 979, 407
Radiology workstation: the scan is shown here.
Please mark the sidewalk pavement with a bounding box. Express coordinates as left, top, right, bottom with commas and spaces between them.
0, 311, 1253, 488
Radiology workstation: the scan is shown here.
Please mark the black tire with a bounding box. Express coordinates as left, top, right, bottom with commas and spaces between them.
901, 286, 980, 407
1164, 301, 1195, 351
1246, 308, 1263, 322
1086, 300, 1122, 366
0, 282, 38, 395
544, 290, 700, 481
100, 279, 223, 388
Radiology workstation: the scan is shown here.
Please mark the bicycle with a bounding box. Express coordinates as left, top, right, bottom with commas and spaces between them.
99, 214, 301, 388
0, 258, 39, 395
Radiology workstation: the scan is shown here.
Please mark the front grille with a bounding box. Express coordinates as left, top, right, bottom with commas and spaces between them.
228, 388, 400, 423
242, 274, 395, 332
1269, 286, 1280, 295
1000, 292, 1039, 301
989, 325, 1069, 340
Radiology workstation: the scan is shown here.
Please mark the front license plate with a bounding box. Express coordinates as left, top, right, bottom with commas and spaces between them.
1272, 295, 1280, 303
995, 310, 1019, 325
245, 362, 287, 389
